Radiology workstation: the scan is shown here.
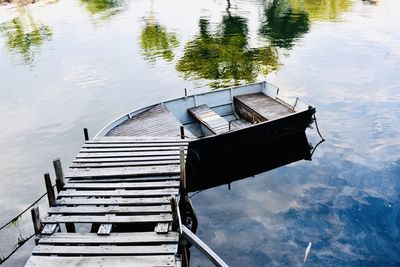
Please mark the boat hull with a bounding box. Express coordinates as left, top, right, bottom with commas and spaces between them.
185, 108, 315, 191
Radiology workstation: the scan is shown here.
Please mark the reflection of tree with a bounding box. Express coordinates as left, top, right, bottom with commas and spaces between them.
81, 0, 127, 19
260, 0, 310, 49
176, 17, 278, 89
140, 23, 179, 63
140, 0, 179, 63
287, 0, 352, 21
0, 10, 52, 63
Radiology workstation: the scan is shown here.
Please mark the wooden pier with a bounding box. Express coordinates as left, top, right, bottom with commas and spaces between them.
26, 136, 188, 267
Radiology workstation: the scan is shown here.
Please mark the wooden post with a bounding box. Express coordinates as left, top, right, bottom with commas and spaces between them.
180, 126, 185, 139
170, 196, 178, 231
184, 88, 188, 97
179, 147, 186, 192
83, 128, 89, 141
53, 159, 65, 193
44, 173, 55, 207
30, 207, 42, 245
228, 183, 231, 190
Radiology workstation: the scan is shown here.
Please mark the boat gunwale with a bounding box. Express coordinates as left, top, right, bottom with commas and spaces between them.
95, 81, 315, 138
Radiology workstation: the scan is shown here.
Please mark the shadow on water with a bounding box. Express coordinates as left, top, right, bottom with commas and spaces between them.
0, 8, 52, 64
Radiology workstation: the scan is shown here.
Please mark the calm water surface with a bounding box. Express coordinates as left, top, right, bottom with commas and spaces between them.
0, 0, 399, 266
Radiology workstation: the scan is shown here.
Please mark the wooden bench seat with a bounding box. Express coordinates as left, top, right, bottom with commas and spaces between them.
188, 105, 229, 135
234, 93, 294, 123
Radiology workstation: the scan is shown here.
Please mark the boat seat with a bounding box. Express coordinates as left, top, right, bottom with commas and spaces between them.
188, 105, 230, 136
234, 93, 295, 123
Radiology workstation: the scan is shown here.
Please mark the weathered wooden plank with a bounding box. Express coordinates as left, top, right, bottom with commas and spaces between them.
42, 214, 172, 224
48, 205, 171, 214
74, 155, 180, 162
70, 160, 180, 168
155, 223, 170, 234
80, 146, 186, 153
25, 255, 175, 267
83, 143, 188, 148
93, 136, 190, 141
58, 189, 179, 197
64, 181, 180, 189
38, 232, 179, 245
41, 224, 58, 235
88, 139, 188, 144
55, 197, 171, 206
65, 165, 180, 178
97, 224, 112, 235
67, 176, 180, 183
33, 244, 178, 256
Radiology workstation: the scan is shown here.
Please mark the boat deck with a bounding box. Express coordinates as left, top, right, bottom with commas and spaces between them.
107, 104, 194, 138
25, 136, 187, 267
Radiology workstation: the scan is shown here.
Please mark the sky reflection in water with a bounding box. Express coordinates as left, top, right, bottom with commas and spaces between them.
0, 0, 399, 266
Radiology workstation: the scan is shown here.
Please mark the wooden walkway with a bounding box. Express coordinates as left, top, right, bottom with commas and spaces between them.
25, 136, 187, 267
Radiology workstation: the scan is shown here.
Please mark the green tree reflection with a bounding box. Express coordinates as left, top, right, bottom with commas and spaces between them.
81, 0, 127, 19
0, 10, 52, 63
287, 0, 352, 21
140, 22, 179, 63
176, 16, 279, 89
260, 0, 310, 49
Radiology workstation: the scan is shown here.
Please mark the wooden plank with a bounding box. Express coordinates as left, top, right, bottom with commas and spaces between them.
65, 165, 180, 178
33, 244, 178, 256
88, 139, 188, 144
83, 143, 188, 148
70, 160, 180, 168
48, 205, 171, 214
77, 152, 181, 158
94, 136, 190, 141
38, 232, 179, 245
74, 155, 180, 162
25, 255, 176, 267
97, 224, 112, 235
58, 189, 179, 197
64, 181, 180, 189
55, 197, 171, 206
41, 224, 58, 235
67, 176, 180, 183
42, 214, 172, 224
80, 146, 186, 153
155, 223, 170, 234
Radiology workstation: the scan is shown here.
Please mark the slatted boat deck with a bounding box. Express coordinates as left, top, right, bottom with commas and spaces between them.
107, 104, 195, 138
25, 136, 187, 267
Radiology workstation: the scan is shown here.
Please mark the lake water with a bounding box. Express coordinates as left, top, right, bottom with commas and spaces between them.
0, 0, 399, 266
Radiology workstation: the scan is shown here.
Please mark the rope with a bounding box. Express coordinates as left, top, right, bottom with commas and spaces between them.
310, 114, 325, 158
0, 233, 35, 265
313, 114, 325, 142
0, 191, 48, 232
